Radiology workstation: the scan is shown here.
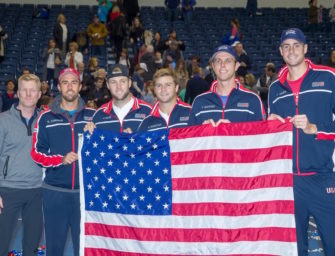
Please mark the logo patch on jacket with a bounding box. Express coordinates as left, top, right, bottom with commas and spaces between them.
312, 81, 324, 87
180, 116, 189, 122
237, 102, 249, 108
135, 114, 146, 119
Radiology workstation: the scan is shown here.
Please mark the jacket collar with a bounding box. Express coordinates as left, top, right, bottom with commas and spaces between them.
104, 96, 139, 114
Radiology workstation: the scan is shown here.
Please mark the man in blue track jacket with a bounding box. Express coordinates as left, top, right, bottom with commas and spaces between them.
138, 68, 191, 132
268, 28, 335, 256
31, 68, 95, 256
189, 45, 265, 126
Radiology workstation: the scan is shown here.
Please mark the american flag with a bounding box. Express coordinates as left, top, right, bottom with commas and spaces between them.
79, 121, 297, 256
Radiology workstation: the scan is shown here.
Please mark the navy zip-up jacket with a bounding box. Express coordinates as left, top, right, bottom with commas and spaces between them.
137, 99, 191, 132
268, 59, 335, 174
31, 96, 95, 189
189, 79, 265, 125
92, 97, 152, 132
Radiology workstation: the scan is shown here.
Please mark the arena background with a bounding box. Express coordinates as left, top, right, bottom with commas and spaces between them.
1, 0, 331, 255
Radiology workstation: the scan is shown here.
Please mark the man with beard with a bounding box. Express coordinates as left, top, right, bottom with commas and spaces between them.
138, 68, 191, 131
268, 28, 335, 256
88, 64, 152, 133
31, 68, 95, 256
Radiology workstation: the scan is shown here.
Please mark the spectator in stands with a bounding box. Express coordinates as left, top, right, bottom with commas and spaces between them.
152, 32, 167, 54
142, 80, 156, 105
98, 0, 109, 23
110, 9, 127, 60
87, 57, 99, 75
87, 76, 111, 108
108, 4, 120, 24
130, 17, 144, 58
64, 42, 83, 70
123, 0, 140, 26
244, 73, 258, 93
184, 66, 210, 104
318, 5, 323, 23
77, 62, 93, 102
234, 42, 252, 77
182, 0, 196, 24
42, 39, 62, 89
97, 0, 112, 11
165, 29, 185, 51
163, 40, 183, 68
0, 74, 43, 256
93, 68, 107, 80
174, 59, 189, 92
187, 55, 200, 77
37, 81, 52, 108
155, 51, 163, 69
204, 61, 215, 85
53, 14, 70, 55
31, 68, 95, 256
189, 45, 264, 125
72, 30, 89, 55
1, 79, 18, 112
165, 0, 180, 22
118, 48, 131, 68
221, 18, 241, 46
140, 45, 157, 82
0, 24, 8, 64
308, 0, 318, 32
87, 15, 108, 56
131, 63, 147, 98
256, 62, 277, 109
326, 49, 335, 68
22, 68, 31, 75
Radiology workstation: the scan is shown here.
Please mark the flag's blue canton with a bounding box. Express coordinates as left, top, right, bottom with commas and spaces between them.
81, 129, 172, 215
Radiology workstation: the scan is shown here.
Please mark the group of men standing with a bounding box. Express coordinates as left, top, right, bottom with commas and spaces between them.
0, 28, 335, 256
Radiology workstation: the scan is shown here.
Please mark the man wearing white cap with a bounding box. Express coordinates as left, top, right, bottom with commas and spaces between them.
31, 68, 95, 256
189, 45, 264, 126
268, 28, 335, 255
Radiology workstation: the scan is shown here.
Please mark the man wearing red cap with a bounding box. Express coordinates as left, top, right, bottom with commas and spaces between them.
31, 68, 95, 256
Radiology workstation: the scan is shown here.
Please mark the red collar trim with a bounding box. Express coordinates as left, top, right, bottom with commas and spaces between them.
104, 97, 139, 114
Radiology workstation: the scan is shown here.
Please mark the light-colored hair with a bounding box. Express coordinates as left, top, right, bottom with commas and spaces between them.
18, 74, 41, 91
57, 14, 66, 24
153, 68, 177, 86
69, 41, 79, 51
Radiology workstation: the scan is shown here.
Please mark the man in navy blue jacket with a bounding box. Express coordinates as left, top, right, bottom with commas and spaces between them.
86, 64, 152, 134
138, 68, 191, 132
31, 68, 95, 256
189, 45, 265, 126
268, 28, 335, 256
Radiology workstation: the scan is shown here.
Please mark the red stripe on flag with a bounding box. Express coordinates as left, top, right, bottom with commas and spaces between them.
172, 201, 295, 216
169, 120, 293, 139
85, 224, 296, 243
85, 248, 278, 256
172, 174, 293, 190
170, 146, 292, 165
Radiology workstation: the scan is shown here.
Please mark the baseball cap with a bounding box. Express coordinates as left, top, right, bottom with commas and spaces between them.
280, 28, 306, 45
211, 45, 239, 61
231, 41, 241, 47
58, 68, 80, 82
139, 63, 148, 72
107, 64, 129, 79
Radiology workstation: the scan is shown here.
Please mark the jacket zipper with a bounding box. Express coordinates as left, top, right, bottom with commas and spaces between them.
294, 93, 301, 174
2, 156, 9, 179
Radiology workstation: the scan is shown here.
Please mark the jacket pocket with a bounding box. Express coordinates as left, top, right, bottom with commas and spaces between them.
0, 155, 9, 179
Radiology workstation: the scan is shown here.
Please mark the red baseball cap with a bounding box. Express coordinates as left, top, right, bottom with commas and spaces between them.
58, 68, 81, 82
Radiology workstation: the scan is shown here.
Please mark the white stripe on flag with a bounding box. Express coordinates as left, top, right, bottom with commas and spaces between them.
169, 131, 292, 151
85, 211, 296, 229
171, 159, 293, 178
84, 236, 298, 256
173, 187, 294, 203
